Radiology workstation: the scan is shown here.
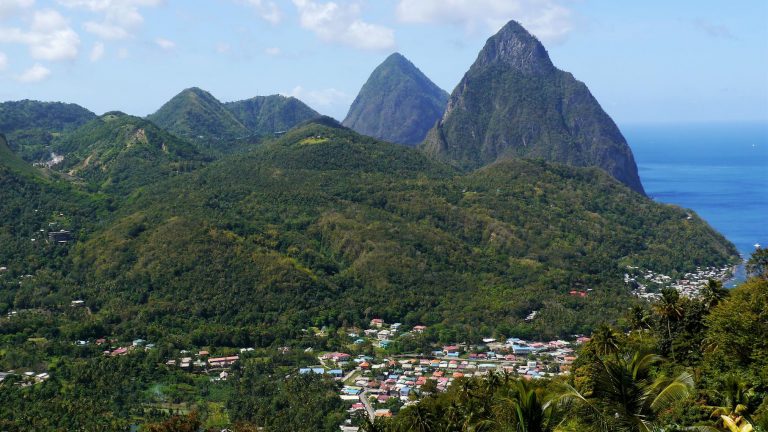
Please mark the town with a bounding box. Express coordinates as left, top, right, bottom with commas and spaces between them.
294, 318, 588, 430
625, 264, 735, 300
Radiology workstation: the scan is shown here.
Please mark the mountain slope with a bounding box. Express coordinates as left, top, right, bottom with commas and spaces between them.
0, 100, 96, 161
54, 112, 208, 194
68, 120, 735, 342
421, 21, 645, 194
224, 95, 320, 135
0, 133, 39, 177
343, 53, 449, 146
147, 87, 249, 141
0, 134, 101, 276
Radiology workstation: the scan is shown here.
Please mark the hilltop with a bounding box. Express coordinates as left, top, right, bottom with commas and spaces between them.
53, 112, 209, 194
343, 53, 449, 146
422, 20, 645, 194
0, 100, 96, 161
224, 94, 320, 136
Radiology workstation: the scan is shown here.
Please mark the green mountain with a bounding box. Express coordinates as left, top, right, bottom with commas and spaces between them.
422, 21, 646, 194
54, 112, 208, 194
147, 87, 249, 142
66, 120, 735, 341
224, 94, 320, 135
0, 100, 96, 161
0, 134, 102, 276
0, 133, 39, 177
343, 53, 449, 146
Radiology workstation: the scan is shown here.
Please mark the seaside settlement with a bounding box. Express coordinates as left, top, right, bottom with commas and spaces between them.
625, 265, 735, 300
0, 258, 738, 430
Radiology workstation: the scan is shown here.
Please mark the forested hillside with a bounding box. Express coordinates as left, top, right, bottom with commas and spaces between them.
0, 100, 96, 161
53, 112, 210, 194
53, 120, 736, 345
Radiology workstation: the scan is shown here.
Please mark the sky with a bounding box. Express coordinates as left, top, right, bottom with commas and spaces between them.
0, 0, 766, 125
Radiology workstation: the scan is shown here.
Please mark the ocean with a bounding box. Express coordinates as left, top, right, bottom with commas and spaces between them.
624, 122, 768, 284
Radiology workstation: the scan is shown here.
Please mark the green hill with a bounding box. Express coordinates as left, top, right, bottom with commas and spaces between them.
422, 20, 645, 194
65, 120, 736, 342
147, 87, 250, 143
0, 133, 40, 177
0, 134, 102, 278
343, 53, 449, 146
224, 94, 320, 135
54, 112, 209, 194
0, 100, 96, 161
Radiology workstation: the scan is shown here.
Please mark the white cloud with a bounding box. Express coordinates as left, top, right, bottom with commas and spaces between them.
155, 37, 175, 50
264, 46, 281, 56
292, 0, 395, 51
0, 0, 35, 20
287, 85, 349, 108
16, 63, 51, 82
0, 52, 7, 70
89, 41, 104, 61
396, 0, 573, 44
0, 9, 80, 61
57, 0, 161, 40
239, 0, 282, 24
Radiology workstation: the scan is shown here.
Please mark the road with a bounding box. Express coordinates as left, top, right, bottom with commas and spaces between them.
359, 390, 375, 421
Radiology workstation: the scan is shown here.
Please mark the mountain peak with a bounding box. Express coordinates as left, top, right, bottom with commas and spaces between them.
476, 20, 555, 74
422, 20, 645, 195
223, 94, 320, 136
148, 87, 248, 141
343, 53, 449, 146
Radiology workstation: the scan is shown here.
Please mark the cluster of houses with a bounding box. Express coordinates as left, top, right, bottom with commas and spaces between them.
298, 321, 591, 428
165, 350, 242, 370
0, 370, 50, 387
88, 337, 157, 356
353, 319, 418, 349
625, 265, 733, 300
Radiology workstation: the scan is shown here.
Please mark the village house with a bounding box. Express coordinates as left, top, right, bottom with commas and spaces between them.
208, 356, 239, 368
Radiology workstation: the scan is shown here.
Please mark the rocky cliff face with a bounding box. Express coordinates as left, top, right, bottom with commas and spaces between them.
343, 53, 449, 146
422, 21, 645, 195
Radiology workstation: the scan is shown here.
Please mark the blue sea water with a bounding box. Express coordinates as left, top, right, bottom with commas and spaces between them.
623, 123, 768, 283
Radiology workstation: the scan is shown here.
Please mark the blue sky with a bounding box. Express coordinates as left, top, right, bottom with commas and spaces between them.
0, 0, 766, 125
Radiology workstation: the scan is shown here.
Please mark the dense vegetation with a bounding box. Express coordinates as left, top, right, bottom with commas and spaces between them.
148, 88, 320, 155
0, 86, 752, 430
421, 20, 645, 194
343, 52, 449, 146
224, 95, 320, 135
42, 120, 735, 346
0, 134, 104, 284
147, 87, 251, 147
53, 112, 211, 194
371, 271, 768, 432
0, 100, 95, 161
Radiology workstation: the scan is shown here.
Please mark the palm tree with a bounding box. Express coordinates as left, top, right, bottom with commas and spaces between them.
591, 324, 622, 358
704, 375, 757, 432
627, 305, 651, 333
489, 378, 580, 432
589, 351, 694, 432
700, 279, 728, 310
653, 288, 684, 361
358, 413, 388, 432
